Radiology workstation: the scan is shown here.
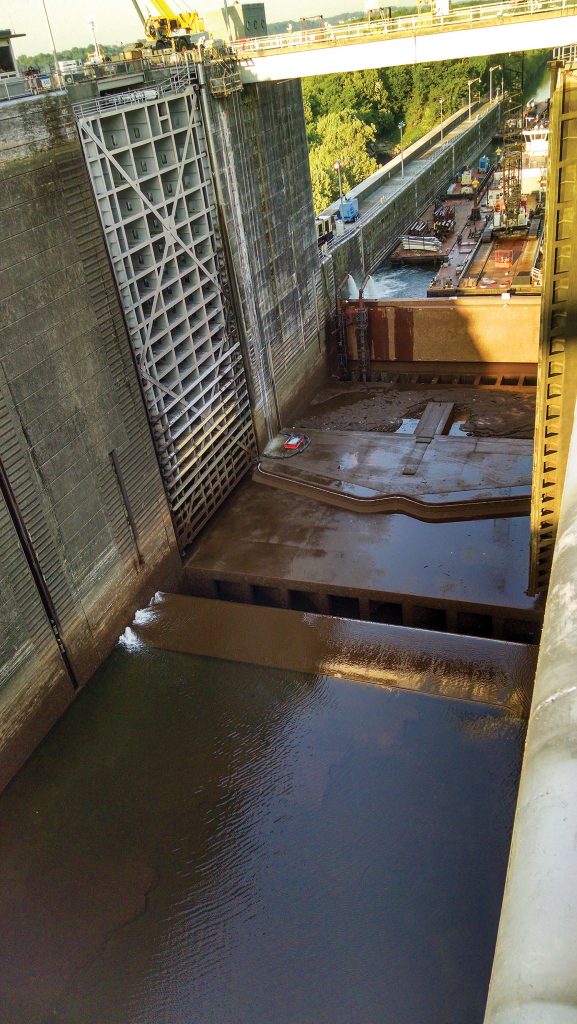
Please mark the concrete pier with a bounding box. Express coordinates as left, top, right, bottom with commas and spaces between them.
200, 74, 324, 444
484, 417, 577, 1020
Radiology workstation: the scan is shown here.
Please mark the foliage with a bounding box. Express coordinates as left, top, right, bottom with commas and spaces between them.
17, 43, 123, 71
305, 49, 551, 212
523, 49, 550, 101
303, 69, 394, 141
309, 110, 379, 212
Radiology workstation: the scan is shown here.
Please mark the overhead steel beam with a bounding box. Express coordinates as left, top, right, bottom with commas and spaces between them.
236, 3, 577, 82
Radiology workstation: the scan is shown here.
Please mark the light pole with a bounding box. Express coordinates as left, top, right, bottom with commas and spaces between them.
398, 120, 406, 177
40, 0, 59, 85
439, 98, 444, 143
333, 160, 344, 219
88, 18, 101, 62
489, 64, 501, 103
468, 76, 480, 121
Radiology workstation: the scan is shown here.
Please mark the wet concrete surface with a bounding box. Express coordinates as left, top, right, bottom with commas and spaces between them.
134, 596, 537, 715
0, 599, 526, 1024
186, 480, 540, 617
256, 429, 532, 517
296, 384, 535, 439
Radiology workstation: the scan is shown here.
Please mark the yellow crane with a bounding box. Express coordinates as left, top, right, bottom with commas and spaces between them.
131, 0, 205, 51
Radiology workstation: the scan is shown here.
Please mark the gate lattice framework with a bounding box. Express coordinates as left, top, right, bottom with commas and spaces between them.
76, 83, 256, 551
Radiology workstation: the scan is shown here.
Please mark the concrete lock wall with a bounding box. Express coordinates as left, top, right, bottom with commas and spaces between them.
484, 392, 577, 1024
322, 99, 492, 220
484, 62, 577, 1019
201, 76, 324, 444
340, 296, 540, 366
0, 98, 183, 790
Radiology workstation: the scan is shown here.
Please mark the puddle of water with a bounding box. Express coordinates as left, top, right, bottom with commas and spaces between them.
396, 417, 419, 434
448, 407, 471, 437
449, 419, 470, 436
338, 451, 360, 470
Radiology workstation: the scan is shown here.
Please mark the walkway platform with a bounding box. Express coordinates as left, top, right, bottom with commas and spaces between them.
237, 1, 577, 82
323, 100, 496, 261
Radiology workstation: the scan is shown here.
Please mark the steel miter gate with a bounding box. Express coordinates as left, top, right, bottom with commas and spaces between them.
75, 73, 256, 551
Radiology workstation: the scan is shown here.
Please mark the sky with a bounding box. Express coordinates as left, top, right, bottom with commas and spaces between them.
4, 0, 379, 56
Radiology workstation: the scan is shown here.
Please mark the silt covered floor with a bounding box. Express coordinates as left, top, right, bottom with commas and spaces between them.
186, 382, 542, 642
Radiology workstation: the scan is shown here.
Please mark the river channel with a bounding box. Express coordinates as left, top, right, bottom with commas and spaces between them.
0, 613, 524, 1024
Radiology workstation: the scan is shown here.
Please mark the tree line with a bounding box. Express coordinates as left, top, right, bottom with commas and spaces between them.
16, 44, 125, 71
304, 50, 549, 213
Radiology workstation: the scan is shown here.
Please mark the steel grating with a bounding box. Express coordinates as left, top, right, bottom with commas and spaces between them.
76, 85, 256, 552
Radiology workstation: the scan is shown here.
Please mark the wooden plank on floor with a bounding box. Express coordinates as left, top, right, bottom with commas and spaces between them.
415, 401, 454, 440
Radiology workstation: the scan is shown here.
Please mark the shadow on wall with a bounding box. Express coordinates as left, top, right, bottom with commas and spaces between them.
331, 294, 540, 374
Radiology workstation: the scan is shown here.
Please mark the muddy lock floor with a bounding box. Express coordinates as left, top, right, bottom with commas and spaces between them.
294, 385, 536, 440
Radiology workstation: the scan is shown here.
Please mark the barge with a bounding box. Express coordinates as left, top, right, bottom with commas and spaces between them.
389, 157, 494, 266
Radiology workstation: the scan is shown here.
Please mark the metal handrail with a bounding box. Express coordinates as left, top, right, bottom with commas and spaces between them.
232, 0, 577, 57
553, 43, 577, 60
72, 62, 198, 120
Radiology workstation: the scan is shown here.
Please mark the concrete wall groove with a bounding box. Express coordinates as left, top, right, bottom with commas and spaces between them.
0, 114, 183, 788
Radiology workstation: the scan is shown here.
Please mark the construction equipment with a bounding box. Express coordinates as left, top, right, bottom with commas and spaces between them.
131, 0, 205, 51
497, 55, 525, 231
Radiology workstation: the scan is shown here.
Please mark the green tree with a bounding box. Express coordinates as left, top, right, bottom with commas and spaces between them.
304, 47, 553, 201
17, 42, 123, 71
303, 69, 394, 142
309, 153, 334, 212
309, 110, 379, 213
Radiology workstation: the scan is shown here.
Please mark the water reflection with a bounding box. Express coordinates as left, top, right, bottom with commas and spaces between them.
0, 643, 522, 1024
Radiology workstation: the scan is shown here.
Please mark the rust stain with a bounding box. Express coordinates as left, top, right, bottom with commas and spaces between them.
394, 307, 414, 360
369, 305, 389, 360
346, 316, 358, 360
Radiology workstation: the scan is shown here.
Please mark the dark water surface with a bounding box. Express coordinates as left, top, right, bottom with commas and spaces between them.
0, 640, 522, 1024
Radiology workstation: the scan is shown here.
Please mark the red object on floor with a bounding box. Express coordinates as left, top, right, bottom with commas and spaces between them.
283, 435, 305, 451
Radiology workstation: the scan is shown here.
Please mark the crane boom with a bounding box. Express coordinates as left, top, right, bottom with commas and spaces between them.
148, 0, 185, 22
130, 0, 146, 27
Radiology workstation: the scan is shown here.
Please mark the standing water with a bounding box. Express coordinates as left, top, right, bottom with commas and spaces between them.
0, 622, 524, 1024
